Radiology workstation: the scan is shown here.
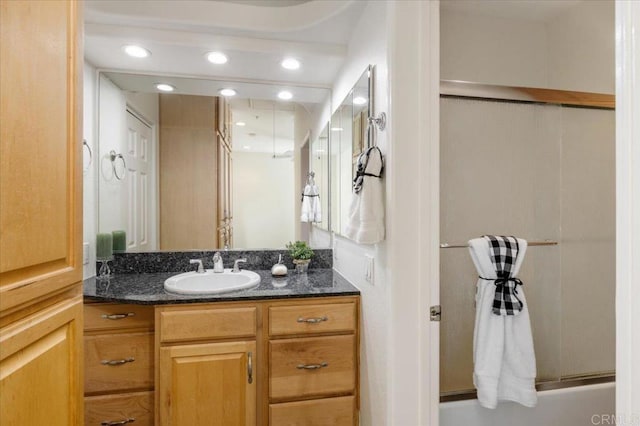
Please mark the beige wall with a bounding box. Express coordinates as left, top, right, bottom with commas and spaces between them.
441, 0, 615, 94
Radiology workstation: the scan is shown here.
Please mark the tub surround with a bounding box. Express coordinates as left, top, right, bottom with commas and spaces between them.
100, 248, 333, 274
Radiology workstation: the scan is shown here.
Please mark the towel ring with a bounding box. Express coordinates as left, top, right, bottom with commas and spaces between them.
109, 150, 127, 180
368, 112, 386, 131
83, 139, 92, 173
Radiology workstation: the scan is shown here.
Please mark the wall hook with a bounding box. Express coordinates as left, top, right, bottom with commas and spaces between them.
368, 112, 386, 131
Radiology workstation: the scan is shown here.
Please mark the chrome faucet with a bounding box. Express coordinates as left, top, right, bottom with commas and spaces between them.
232, 258, 247, 273
213, 252, 224, 273
189, 259, 205, 274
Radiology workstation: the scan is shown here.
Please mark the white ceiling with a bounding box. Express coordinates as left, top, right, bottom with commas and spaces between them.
84, 0, 367, 87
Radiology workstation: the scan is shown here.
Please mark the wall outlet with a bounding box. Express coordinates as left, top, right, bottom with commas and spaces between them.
83, 242, 90, 265
365, 254, 374, 284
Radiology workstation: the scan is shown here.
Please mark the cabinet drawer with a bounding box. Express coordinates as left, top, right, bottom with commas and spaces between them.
269, 303, 356, 336
270, 396, 355, 426
270, 335, 356, 400
85, 332, 154, 394
85, 391, 154, 426
159, 306, 256, 343
84, 303, 154, 332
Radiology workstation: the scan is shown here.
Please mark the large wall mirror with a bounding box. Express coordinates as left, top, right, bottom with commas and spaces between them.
330, 66, 372, 237
96, 72, 330, 251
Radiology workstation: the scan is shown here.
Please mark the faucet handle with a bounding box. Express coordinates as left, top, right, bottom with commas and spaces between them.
232, 258, 247, 273
189, 259, 205, 273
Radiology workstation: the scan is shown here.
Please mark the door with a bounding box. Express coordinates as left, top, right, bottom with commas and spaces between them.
159, 340, 256, 426
125, 110, 156, 251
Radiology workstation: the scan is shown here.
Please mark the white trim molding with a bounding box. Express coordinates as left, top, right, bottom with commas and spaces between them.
387, 0, 440, 424
616, 0, 640, 420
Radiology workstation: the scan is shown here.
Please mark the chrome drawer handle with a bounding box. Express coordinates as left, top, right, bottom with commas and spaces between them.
101, 313, 135, 320
297, 362, 328, 370
101, 419, 135, 426
101, 357, 135, 366
297, 316, 327, 324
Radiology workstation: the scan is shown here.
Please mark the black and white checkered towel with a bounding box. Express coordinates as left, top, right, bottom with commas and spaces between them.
483, 235, 524, 316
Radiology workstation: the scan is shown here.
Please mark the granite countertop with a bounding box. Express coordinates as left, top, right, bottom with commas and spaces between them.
83, 269, 360, 305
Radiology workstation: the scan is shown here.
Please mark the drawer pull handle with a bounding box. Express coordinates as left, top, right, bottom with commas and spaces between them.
101, 313, 135, 320
297, 316, 328, 324
247, 351, 253, 384
101, 357, 135, 366
101, 419, 135, 426
297, 362, 328, 370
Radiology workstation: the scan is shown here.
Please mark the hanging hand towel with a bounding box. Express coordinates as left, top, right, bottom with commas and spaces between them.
344, 146, 385, 244
468, 236, 537, 409
300, 184, 321, 223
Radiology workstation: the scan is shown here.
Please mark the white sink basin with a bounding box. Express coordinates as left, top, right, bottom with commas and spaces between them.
164, 269, 261, 295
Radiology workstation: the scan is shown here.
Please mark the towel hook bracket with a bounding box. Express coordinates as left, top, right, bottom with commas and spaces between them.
368, 112, 386, 132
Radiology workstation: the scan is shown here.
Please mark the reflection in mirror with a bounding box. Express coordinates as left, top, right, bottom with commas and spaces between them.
330, 66, 372, 237
309, 124, 330, 231
96, 72, 330, 251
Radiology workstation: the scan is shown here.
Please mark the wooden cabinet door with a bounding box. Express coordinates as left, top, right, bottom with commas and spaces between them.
0, 297, 83, 426
159, 340, 256, 426
0, 0, 83, 314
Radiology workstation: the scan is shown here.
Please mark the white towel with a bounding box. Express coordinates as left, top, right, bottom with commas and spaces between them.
344, 147, 384, 244
468, 237, 537, 409
300, 184, 321, 223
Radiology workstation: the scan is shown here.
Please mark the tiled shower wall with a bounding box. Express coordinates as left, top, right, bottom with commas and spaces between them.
439, 97, 615, 393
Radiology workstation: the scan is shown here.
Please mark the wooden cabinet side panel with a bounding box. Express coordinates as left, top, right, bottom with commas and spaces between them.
0, 296, 83, 426
0, 0, 83, 313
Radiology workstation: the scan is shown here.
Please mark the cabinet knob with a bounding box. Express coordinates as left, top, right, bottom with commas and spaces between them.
101, 418, 135, 426
296, 316, 328, 324
101, 357, 135, 366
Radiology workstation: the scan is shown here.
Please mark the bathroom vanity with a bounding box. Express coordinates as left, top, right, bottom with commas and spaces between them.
83, 268, 360, 426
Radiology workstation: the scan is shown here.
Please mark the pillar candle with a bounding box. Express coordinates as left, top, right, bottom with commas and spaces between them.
112, 230, 126, 253
96, 233, 113, 259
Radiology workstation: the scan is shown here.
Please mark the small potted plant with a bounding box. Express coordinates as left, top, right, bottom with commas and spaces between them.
287, 241, 314, 273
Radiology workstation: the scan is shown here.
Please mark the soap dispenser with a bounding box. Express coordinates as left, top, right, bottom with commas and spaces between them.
271, 254, 288, 276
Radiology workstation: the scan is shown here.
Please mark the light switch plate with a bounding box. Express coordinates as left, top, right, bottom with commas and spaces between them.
365, 254, 374, 284
83, 242, 90, 265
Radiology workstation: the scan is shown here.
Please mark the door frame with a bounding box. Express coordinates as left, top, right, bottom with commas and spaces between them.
615, 0, 640, 418
125, 104, 159, 251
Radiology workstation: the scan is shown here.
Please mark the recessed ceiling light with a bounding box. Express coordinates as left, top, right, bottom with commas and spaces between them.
278, 90, 293, 100
331, 127, 343, 132
281, 58, 300, 70
219, 88, 237, 97
353, 96, 368, 105
206, 51, 228, 64
156, 83, 175, 92
243, 146, 251, 150
123, 45, 150, 58
235, 121, 246, 127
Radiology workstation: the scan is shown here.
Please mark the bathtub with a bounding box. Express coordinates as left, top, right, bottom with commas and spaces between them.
440, 382, 615, 426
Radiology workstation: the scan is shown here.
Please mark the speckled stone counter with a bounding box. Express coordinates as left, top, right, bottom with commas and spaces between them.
83, 269, 360, 305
